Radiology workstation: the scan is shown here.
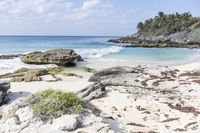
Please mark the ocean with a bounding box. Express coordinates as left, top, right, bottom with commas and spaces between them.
0, 36, 199, 72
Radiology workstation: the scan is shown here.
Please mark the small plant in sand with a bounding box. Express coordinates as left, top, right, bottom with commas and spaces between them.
78, 67, 97, 74
28, 89, 84, 119
47, 67, 62, 75
47, 67, 83, 78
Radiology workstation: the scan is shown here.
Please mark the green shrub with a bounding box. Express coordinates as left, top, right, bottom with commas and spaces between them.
47, 67, 84, 78
28, 89, 84, 119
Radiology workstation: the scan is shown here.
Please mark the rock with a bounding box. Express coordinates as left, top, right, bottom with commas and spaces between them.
4, 117, 21, 126
15, 106, 34, 123
11, 76, 41, 82
1, 98, 28, 119
109, 28, 200, 48
0, 54, 23, 59
88, 66, 180, 97
188, 28, 200, 43
76, 113, 115, 133
21, 49, 82, 66
77, 83, 106, 101
0, 81, 10, 105
0, 68, 48, 82
0, 93, 114, 133
2, 117, 29, 133
0, 81, 10, 92
52, 115, 79, 131
40, 75, 60, 82
168, 32, 188, 43
19, 119, 43, 133
89, 66, 145, 86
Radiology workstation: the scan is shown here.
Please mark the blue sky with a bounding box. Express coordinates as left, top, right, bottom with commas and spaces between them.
0, 0, 199, 36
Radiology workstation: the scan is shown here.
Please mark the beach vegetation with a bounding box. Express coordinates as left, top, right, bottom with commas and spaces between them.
78, 67, 97, 74
137, 12, 200, 36
28, 89, 84, 119
47, 67, 62, 75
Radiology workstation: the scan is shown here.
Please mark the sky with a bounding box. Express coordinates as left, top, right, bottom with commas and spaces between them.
0, 0, 199, 36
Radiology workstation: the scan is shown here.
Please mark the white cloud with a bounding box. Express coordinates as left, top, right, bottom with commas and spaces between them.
0, 0, 73, 21
66, 0, 114, 21
0, 0, 139, 35
0, 0, 114, 23
82, 0, 101, 10
0, 0, 118, 23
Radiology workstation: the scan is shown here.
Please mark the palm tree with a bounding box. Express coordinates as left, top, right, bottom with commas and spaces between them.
158, 12, 165, 27
158, 12, 165, 18
136, 12, 199, 35
137, 22, 144, 30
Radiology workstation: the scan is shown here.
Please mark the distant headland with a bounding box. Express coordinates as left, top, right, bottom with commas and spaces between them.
109, 12, 200, 48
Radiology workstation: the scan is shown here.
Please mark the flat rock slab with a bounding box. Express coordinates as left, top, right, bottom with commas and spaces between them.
41, 75, 60, 82
0, 54, 23, 60
21, 49, 82, 66
77, 83, 106, 101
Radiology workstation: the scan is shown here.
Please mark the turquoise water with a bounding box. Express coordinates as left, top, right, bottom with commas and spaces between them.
0, 36, 116, 54
105, 47, 200, 63
0, 36, 199, 64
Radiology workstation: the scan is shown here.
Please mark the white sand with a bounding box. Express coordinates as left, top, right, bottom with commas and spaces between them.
2, 58, 200, 132
79, 58, 200, 71
7, 69, 93, 101
7, 58, 200, 99
174, 62, 200, 71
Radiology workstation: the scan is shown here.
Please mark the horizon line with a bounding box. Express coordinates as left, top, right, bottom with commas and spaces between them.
0, 35, 123, 37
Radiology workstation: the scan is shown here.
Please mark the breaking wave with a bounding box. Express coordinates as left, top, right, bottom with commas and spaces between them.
0, 58, 56, 74
76, 46, 123, 59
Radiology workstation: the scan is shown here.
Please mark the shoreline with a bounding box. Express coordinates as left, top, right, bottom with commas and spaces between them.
1, 54, 199, 103
78, 56, 200, 71
0, 55, 200, 74
1, 52, 200, 132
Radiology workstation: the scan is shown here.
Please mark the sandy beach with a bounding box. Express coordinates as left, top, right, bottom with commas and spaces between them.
0, 1, 200, 132
7, 58, 200, 97
0, 57, 200, 132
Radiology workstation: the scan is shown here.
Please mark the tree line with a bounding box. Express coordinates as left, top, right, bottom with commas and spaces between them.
137, 12, 200, 36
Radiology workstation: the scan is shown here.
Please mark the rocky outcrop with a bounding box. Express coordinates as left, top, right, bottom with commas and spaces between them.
0, 68, 49, 82
0, 96, 114, 133
51, 115, 80, 131
0, 81, 10, 105
77, 83, 106, 101
89, 65, 181, 94
0, 54, 23, 59
108, 28, 200, 48
89, 66, 146, 87
21, 49, 82, 66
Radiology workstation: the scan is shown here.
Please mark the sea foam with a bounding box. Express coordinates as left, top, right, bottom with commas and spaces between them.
76, 46, 123, 59
0, 46, 123, 74
0, 58, 57, 74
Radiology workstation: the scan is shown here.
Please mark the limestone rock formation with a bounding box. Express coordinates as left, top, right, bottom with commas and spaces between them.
0, 54, 23, 59
77, 83, 106, 101
0, 68, 48, 82
0, 81, 10, 105
21, 49, 82, 66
